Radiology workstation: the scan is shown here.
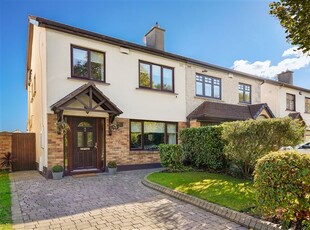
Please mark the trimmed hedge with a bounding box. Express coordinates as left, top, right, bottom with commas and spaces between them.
254, 151, 310, 229
179, 126, 225, 170
159, 144, 184, 171
221, 117, 304, 178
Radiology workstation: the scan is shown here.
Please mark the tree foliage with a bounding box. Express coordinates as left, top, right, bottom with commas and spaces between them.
221, 117, 304, 178
270, 0, 310, 53
254, 151, 310, 229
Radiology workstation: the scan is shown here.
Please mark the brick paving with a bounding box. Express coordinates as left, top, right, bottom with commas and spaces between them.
10, 170, 247, 230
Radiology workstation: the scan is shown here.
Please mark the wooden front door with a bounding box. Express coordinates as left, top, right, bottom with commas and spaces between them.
73, 117, 98, 170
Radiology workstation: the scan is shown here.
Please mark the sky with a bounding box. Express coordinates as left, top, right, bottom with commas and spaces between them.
0, 0, 309, 131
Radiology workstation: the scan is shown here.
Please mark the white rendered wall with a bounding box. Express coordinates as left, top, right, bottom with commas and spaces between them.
46, 29, 187, 122
185, 65, 262, 116
27, 25, 48, 169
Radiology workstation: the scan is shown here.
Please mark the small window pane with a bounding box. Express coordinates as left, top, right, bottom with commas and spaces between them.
167, 124, 176, 133
244, 91, 250, 102
77, 132, 83, 147
306, 98, 310, 113
167, 124, 177, 145
196, 81, 203, 95
140, 63, 151, 87
163, 68, 173, 91
168, 134, 177, 144
239, 90, 244, 102
152, 65, 161, 89
87, 132, 93, 147
90, 51, 104, 81
73, 48, 88, 77
214, 85, 220, 98
205, 83, 212, 97
130, 122, 142, 149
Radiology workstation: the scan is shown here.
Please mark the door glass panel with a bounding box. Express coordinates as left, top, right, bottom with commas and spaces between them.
78, 122, 92, 128
77, 131, 83, 147
87, 132, 93, 147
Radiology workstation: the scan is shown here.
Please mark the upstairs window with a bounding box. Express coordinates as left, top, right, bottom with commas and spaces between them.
196, 74, 221, 99
239, 83, 251, 104
286, 93, 295, 111
139, 61, 174, 92
71, 46, 105, 82
305, 97, 310, 113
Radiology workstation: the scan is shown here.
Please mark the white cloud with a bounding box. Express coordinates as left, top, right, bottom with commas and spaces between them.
232, 47, 310, 78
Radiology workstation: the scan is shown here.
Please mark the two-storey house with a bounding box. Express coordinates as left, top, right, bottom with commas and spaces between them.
261, 71, 310, 140
26, 16, 275, 178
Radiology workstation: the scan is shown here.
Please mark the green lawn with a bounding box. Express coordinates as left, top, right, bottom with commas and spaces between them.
147, 171, 255, 212
0, 171, 12, 230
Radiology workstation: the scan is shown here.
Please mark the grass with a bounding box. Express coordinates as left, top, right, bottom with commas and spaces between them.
0, 170, 12, 230
147, 171, 255, 212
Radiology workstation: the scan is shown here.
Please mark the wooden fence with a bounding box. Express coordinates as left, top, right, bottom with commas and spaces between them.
10, 133, 36, 171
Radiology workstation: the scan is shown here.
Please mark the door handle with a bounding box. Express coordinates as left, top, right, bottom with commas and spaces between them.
94, 142, 98, 149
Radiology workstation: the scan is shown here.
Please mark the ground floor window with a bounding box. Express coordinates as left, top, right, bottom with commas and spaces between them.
130, 120, 177, 150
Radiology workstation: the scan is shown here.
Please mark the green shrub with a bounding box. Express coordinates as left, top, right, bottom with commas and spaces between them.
221, 118, 304, 178
107, 161, 117, 168
159, 144, 184, 171
254, 151, 310, 229
52, 165, 63, 172
179, 126, 225, 170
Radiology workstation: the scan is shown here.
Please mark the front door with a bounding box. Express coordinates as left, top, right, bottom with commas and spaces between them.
73, 117, 97, 170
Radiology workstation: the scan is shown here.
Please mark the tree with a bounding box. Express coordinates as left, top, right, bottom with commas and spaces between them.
270, 1, 310, 53
221, 117, 305, 179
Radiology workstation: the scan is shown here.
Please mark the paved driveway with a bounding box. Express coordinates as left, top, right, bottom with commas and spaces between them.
10, 170, 246, 230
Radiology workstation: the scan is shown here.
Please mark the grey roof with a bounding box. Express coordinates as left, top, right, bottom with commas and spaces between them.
187, 101, 275, 123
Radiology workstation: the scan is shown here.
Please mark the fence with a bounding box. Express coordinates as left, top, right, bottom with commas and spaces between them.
0, 132, 36, 171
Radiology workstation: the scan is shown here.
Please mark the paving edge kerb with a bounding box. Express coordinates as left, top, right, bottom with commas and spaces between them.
9, 173, 25, 230
141, 173, 281, 230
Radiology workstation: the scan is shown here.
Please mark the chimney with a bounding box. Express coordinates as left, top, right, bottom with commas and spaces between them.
277, 70, 293, 84
145, 22, 165, 51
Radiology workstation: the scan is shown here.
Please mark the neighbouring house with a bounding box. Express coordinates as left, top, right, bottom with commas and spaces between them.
261, 71, 310, 140
26, 16, 277, 178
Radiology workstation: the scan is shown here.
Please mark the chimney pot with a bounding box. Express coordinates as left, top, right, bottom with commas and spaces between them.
145, 23, 165, 51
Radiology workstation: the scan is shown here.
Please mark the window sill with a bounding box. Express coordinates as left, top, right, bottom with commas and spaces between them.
136, 87, 178, 95
130, 150, 159, 154
67, 77, 111, 85
194, 96, 223, 102
285, 109, 296, 112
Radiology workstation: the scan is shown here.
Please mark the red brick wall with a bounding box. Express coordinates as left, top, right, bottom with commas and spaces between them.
45, 114, 188, 171
106, 118, 188, 167
47, 114, 64, 169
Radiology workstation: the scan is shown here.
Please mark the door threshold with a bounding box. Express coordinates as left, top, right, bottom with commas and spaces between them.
70, 169, 102, 176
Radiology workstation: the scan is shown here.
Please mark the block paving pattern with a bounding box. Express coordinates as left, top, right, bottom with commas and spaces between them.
10, 170, 247, 230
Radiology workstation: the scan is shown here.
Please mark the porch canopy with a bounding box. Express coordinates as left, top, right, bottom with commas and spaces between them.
187, 101, 275, 124
51, 82, 122, 130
